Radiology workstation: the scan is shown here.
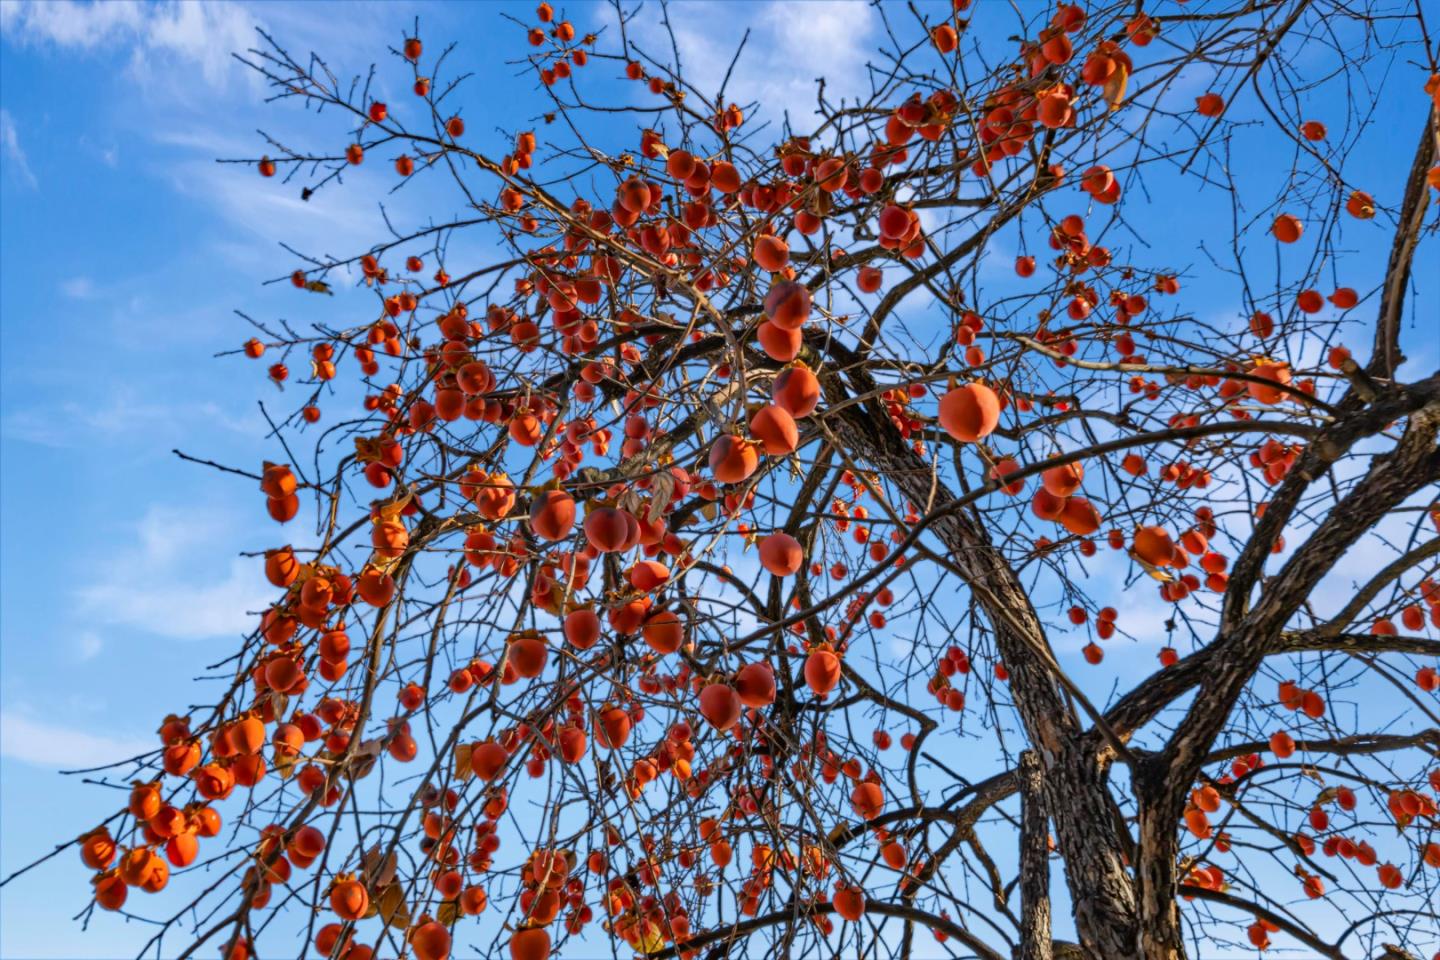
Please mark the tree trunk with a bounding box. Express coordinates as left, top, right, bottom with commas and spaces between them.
1017, 751, 1053, 960
1136, 793, 1184, 960
833, 401, 1141, 957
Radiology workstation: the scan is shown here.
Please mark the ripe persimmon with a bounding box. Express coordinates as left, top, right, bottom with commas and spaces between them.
1042, 462, 1083, 497
330, 876, 369, 919
508, 636, 548, 678
529, 489, 576, 541
709, 435, 759, 484
763, 280, 811, 330
699, 683, 742, 731
1272, 213, 1303, 243
595, 706, 632, 749
753, 235, 789, 272
758, 532, 803, 577
81, 830, 117, 870
583, 506, 637, 553
938, 383, 1000, 442
749, 404, 799, 455
804, 648, 841, 695
734, 662, 776, 707
94, 870, 127, 910
642, 608, 684, 655
1195, 92, 1225, 116
1133, 526, 1176, 567
411, 921, 451, 960
1059, 497, 1101, 536
564, 607, 602, 649
509, 927, 550, 960
773, 365, 820, 417
850, 780, 884, 819
757, 321, 802, 361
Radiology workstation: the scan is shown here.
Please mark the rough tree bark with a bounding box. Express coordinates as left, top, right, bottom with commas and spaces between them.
1017, 751, 1053, 960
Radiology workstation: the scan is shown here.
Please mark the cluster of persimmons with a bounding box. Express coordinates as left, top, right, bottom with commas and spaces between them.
48, 3, 1440, 960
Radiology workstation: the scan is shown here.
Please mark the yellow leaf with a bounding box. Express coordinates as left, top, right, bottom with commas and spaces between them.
635, 926, 666, 953
1103, 63, 1128, 112
454, 742, 474, 781
375, 493, 413, 522
273, 749, 296, 780
1127, 549, 1175, 582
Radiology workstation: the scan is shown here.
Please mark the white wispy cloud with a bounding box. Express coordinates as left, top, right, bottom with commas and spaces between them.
75, 630, 104, 662
0, 108, 38, 188
0, 708, 153, 768
2, 386, 260, 448
76, 503, 276, 640
601, 0, 879, 126
60, 276, 94, 299
0, 0, 258, 91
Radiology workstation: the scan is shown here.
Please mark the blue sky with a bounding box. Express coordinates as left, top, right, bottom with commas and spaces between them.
1, 2, 1437, 959
0, 4, 480, 955
0, 4, 920, 956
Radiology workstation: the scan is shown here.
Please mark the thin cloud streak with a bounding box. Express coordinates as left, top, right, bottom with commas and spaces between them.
0, 709, 153, 769
0, 108, 38, 189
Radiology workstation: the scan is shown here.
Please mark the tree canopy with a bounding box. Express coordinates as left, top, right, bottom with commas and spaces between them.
12, 2, 1440, 959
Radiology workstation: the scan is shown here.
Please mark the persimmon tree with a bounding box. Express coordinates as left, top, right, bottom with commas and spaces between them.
10, 2, 1440, 958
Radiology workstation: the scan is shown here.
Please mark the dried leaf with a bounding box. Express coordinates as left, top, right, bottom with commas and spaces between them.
1126, 550, 1175, 583
361, 846, 382, 881
354, 436, 383, 464
375, 492, 413, 522
377, 882, 410, 928
454, 742, 474, 781
375, 851, 398, 888
274, 750, 296, 780
1103, 63, 1128, 112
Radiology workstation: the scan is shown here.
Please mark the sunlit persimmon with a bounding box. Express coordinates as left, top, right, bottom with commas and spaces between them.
850, 780, 884, 819
773, 364, 821, 417
763, 280, 811, 331
510, 927, 550, 960
508, 635, 548, 678
699, 683, 742, 731
757, 320, 802, 361
529, 489, 576, 541
709, 435, 759, 484
758, 532, 803, 576
734, 661, 776, 708
938, 383, 1000, 442
595, 706, 632, 750
1042, 462, 1084, 497
833, 882, 866, 920
564, 607, 602, 649
749, 404, 799, 454
471, 740, 509, 781
753, 235, 789, 272
804, 649, 842, 695
411, 920, 451, 960
1059, 497, 1101, 536
1133, 526, 1176, 567
642, 608, 684, 655
1272, 213, 1303, 243
1195, 92, 1225, 116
